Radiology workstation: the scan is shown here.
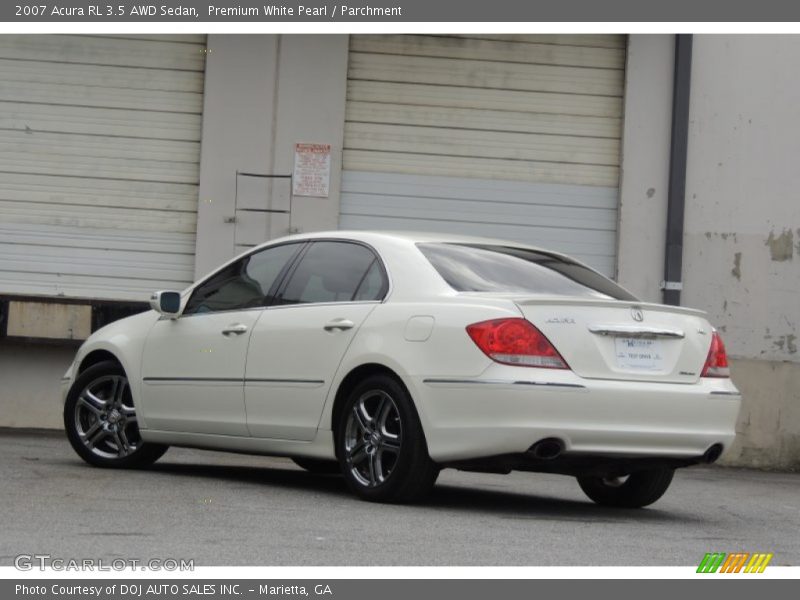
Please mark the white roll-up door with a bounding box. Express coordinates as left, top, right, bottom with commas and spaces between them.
0, 34, 206, 302
341, 34, 626, 276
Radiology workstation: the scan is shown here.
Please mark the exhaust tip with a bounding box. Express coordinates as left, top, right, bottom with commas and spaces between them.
703, 443, 724, 464
529, 438, 565, 460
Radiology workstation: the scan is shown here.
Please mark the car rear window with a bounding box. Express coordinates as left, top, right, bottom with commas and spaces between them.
417, 243, 637, 301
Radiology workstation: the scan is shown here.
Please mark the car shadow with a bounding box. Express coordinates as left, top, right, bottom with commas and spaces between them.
17, 432, 708, 526
139, 459, 698, 524
147, 460, 351, 494
426, 483, 694, 523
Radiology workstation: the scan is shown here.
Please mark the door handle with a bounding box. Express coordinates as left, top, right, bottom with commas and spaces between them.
324, 318, 355, 332
221, 323, 249, 336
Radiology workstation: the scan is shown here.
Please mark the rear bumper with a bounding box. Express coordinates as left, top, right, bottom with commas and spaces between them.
412, 367, 741, 464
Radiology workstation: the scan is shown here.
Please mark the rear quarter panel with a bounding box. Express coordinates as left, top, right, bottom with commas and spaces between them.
319, 297, 523, 435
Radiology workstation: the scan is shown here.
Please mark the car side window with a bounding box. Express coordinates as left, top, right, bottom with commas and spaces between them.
278, 242, 387, 305
353, 260, 387, 301
184, 243, 301, 314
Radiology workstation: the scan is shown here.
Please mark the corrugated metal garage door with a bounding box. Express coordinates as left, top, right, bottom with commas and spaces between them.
340, 34, 626, 276
0, 34, 206, 301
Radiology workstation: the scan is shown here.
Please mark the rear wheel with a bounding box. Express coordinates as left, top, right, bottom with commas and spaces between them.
577, 467, 675, 508
64, 360, 168, 468
336, 374, 439, 503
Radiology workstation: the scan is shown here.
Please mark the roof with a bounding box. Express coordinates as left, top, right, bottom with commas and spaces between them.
274, 229, 562, 256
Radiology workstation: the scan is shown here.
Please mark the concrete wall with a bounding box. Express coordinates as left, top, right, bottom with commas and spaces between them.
0, 342, 73, 429
194, 34, 349, 279
720, 358, 800, 469
682, 35, 800, 364
680, 35, 800, 470
618, 35, 800, 469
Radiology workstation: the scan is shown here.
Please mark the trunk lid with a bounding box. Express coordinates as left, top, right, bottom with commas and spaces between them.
513, 297, 713, 384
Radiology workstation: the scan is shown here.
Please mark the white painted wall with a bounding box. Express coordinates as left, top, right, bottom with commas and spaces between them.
616, 35, 800, 469
679, 35, 800, 469
682, 35, 800, 365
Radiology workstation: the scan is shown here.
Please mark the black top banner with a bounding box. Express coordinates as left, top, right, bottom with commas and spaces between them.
4, 0, 800, 22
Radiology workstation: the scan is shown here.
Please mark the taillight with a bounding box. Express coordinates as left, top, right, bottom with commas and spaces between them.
466, 318, 569, 369
701, 331, 730, 378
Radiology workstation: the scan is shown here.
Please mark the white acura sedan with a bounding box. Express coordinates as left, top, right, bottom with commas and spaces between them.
62, 231, 741, 506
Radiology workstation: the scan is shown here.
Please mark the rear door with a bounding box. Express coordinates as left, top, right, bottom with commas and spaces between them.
244, 240, 388, 440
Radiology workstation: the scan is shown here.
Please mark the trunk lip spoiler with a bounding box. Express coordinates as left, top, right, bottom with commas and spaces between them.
510, 296, 707, 318
587, 325, 686, 339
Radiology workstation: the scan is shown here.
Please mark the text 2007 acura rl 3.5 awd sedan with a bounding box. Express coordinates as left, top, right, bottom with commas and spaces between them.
61, 231, 741, 506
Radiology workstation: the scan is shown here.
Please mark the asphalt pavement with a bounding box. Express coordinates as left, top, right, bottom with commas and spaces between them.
1, 429, 798, 566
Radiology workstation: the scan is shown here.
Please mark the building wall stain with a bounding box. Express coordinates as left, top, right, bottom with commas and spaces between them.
771, 334, 798, 354
731, 251, 742, 280
704, 231, 738, 241
765, 228, 794, 261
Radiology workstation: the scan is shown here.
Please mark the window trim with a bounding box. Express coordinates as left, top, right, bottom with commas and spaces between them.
271, 239, 390, 307
180, 241, 309, 318
178, 238, 391, 318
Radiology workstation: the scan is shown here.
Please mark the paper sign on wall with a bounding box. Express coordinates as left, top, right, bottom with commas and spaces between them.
292, 143, 331, 197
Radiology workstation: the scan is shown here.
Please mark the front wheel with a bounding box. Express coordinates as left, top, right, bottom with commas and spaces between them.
64, 360, 168, 468
577, 467, 675, 508
336, 374, 439, 503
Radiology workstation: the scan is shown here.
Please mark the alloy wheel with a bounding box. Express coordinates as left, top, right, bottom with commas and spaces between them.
343, 389, 403, 487
74, 374, 140, 459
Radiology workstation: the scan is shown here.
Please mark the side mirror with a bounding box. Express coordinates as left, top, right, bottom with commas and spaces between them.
149, 291, 182, 318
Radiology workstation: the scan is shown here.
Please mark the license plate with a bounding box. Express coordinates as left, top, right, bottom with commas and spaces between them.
614, 338, 664, 371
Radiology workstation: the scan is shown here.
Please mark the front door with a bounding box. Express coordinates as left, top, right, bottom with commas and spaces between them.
140, 242, 304, 435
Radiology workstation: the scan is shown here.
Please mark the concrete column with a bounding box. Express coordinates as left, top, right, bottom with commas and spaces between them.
195, 35, 280, 279
194, 34, 349, 280
616, 35, 675, 302
272, 35, 350, 235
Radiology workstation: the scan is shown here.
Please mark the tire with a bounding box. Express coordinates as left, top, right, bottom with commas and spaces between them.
335, 374, 439, 503
577, 467, 675, 508
291, 457, 340, 474
64, 360, 168, 469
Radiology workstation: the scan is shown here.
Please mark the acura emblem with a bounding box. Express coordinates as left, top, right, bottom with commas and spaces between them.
631, 307, 644, 322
